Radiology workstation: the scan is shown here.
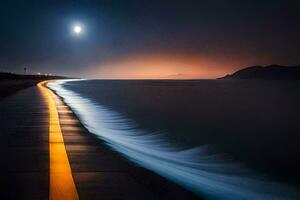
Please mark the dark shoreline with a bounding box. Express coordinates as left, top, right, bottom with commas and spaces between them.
0, 71, 70, 100
0, 72, 70, 101
0, 80, 41, 101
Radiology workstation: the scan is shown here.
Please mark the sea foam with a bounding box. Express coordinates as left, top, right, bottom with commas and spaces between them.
48, 79, 300, 200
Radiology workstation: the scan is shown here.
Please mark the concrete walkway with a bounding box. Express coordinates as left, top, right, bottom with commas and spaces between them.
1, 85, 49, 199
1, 83, 199, 200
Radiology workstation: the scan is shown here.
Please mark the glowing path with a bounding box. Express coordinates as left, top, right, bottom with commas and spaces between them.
38, 81, 79, 200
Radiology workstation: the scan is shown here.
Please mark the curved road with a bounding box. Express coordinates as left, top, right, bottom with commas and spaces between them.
1, 81, 198, 200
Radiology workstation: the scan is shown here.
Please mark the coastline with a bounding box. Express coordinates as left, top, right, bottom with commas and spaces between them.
48, 79, 300, 199
46, 80, 200, 199
4, 78, 299, 199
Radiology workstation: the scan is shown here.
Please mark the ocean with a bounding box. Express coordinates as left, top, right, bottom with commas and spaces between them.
48, 79, 300, 200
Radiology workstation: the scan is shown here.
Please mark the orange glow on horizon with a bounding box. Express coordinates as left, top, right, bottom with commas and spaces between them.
87, 53, 240, 79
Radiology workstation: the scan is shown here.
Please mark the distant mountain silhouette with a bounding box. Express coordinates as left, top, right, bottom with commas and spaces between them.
163, 73, 202, 79
219, 65, 300, 80
163, 73, 186, 79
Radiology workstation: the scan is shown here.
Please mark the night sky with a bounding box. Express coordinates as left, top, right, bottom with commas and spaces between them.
0, 0, 300, 78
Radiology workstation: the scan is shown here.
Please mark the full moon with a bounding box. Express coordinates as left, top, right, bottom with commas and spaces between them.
73, 25, 82, 33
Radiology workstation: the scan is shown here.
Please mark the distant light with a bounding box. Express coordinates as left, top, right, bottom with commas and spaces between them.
37, 72, 41, 75
73, 25, 82, 34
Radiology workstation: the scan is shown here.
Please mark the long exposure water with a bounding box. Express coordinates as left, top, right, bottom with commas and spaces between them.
48, 79, 300, 199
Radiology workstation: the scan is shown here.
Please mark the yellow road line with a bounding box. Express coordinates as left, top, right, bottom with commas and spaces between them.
38, 81, 79, 200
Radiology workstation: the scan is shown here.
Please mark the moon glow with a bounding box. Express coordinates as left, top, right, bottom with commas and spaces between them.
73, 25, 82, 34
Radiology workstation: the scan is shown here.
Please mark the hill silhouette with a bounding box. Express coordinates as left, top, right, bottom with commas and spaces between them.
220, 65, 300, 80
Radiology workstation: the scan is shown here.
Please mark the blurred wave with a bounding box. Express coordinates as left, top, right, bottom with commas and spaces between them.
48, 79, 300, 200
